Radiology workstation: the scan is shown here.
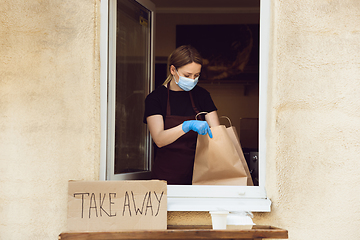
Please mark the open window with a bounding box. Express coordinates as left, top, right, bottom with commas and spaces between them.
100, 0, 271, 212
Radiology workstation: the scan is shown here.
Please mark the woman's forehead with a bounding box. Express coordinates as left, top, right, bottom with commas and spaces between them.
178, 62, 202, 72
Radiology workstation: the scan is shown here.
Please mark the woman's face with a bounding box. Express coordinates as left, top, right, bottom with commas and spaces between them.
171, 62, 202, 80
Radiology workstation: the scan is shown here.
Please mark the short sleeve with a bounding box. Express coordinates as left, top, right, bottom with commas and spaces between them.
143, 86, 166, 123
195, 87, 217, 113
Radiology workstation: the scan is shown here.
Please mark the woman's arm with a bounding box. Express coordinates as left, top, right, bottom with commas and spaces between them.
147, 115, 185, 148
147, 112, 216, 148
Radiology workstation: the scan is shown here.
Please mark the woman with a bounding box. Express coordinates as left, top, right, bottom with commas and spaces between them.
144, 45, 220, 185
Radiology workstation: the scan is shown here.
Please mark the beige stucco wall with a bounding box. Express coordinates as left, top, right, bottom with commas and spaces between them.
260, 1, 360, 239
0, 0, 101, 239
1, 0, 360, 240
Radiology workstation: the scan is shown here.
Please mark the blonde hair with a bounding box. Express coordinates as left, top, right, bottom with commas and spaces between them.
163, 45, 203, 85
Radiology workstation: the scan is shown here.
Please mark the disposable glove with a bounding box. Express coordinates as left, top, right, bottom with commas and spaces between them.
182, 120, 213, 138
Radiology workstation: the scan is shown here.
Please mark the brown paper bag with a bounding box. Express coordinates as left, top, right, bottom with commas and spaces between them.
225, 125, 254, 186
192, 124, 248, 185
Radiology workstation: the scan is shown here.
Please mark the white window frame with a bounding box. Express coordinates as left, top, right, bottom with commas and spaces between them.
100, 0, 272, 212
103, 0, 155, 181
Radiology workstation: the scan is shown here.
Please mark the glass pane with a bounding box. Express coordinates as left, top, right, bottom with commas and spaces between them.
114, 0, 151, 174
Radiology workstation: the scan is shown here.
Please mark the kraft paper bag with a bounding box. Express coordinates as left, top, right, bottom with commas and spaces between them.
225, 125, 254, 186
192, 124, 248, 185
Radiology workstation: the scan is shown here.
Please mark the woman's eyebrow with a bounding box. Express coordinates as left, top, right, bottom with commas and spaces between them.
183, 71, 200, 75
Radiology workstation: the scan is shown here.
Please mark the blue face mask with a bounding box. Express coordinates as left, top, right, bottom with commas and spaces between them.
175, 70, 199, 91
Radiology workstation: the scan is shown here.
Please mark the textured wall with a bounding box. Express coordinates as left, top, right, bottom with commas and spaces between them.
0, 1, 100, 239
256, 0, 360, 239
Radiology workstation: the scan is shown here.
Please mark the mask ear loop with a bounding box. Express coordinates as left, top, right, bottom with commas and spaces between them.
173, 69, 180, 84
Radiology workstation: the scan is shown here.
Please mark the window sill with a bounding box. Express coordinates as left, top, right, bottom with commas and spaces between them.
167, 185, 271, 212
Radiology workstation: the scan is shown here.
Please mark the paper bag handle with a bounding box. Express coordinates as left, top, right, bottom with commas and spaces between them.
195, 112, 233, 127
220, 116, 233, 127
195, 112, 208, 120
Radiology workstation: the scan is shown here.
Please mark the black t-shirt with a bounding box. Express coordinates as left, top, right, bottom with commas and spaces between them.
144, 85, 217, 123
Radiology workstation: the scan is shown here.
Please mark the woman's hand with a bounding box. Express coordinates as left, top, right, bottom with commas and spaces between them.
182, 120, 213, 138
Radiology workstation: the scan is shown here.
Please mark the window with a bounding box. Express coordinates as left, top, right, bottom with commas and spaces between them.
100, 0, 272, 212
104, 0, 155, 180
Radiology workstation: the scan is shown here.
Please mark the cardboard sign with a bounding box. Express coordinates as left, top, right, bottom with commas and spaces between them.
67, 180, 167, 232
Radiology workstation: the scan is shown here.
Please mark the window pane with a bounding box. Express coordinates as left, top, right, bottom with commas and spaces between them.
114, 0, 151, 174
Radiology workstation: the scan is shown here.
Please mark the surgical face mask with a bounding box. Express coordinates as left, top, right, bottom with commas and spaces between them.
175, 70, 199, 91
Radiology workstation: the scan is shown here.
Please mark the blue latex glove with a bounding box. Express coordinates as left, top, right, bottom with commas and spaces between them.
182, 120, 213, 138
